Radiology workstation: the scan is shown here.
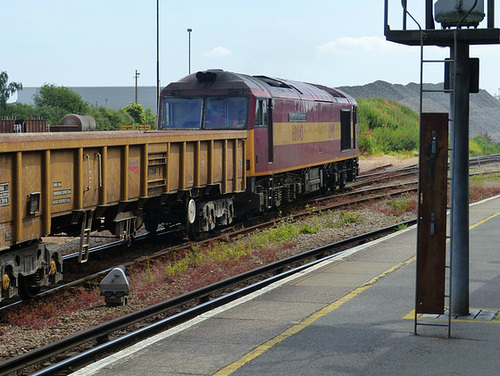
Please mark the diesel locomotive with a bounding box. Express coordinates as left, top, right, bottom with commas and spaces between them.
159, 70, 359, 224
0, 70, 358, 301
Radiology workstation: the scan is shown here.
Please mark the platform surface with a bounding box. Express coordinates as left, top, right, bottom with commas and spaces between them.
73, 196, 500, 376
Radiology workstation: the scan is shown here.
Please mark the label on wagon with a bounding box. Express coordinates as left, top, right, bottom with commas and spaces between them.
0, 182, 9, 207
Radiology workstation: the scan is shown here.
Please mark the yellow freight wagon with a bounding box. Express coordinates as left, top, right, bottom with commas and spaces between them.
0, 130, 246, 300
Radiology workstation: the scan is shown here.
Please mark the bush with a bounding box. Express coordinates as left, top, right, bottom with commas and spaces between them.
469, 132, 500, 156
358, 98, 419, 155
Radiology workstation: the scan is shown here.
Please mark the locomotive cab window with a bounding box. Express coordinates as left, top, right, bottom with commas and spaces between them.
161, 96, 248, 130
205, 97, 248, 129
161, 98, 202, 129
254, 99, 268, 128
340, 109, 352, 151
352, 105, 358, 149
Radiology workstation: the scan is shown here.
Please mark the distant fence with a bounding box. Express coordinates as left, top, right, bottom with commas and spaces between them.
120, 125, 151, 131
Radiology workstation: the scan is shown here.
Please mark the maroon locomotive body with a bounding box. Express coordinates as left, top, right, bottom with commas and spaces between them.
160, 70, 359, 212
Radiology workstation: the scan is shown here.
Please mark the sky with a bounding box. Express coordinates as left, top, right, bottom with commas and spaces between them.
3, 0, 500, 99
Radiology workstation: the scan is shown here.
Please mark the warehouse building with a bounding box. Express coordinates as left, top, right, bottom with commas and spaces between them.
17, 86, 157, 110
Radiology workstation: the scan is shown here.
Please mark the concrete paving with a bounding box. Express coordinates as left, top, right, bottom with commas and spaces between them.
72, 196, 500, 376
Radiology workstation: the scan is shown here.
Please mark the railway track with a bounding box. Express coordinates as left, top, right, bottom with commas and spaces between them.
0, 179, 418, 314
2, 159, 500, 374
0, 219, 416, 376
1, 160, 497, 315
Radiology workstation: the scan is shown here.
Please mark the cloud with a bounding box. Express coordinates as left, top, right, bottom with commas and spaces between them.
203, 46, 233, 58
318, 36, 411, 56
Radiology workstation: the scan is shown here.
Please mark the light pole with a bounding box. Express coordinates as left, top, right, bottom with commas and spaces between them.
134, 69, 140, 104
156, 0, 160, 111
187, 28, 192, 74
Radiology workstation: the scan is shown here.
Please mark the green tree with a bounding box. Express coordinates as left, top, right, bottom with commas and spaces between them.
0, 71, 23, 111
88, 106, 134, 131
144, 107, 158, 129
33, 84, 89, 114
123, 102, 146, 125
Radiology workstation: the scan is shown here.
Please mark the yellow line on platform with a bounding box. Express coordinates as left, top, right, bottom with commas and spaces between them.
212, 255, 416, 376
214, 209, 500, 375
469, 211, 500, 230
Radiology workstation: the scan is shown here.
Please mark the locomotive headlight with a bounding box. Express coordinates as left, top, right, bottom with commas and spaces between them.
435, 0, 485, 28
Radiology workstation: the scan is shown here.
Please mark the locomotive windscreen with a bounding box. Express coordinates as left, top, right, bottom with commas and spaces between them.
161, 97, 202, 129
205, 97, 247, 129
160, 96, 248, 130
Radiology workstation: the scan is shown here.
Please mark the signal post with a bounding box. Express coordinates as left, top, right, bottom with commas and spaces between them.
384, 0, 500, 334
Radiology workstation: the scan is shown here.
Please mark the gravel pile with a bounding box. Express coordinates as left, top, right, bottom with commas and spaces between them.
338, 81, 500, 142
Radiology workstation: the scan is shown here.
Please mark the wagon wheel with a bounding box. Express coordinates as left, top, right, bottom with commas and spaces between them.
2, 271, 14, 300
145, 213, 159, 236
18, 274, 41, 299
186, 199, 200, 241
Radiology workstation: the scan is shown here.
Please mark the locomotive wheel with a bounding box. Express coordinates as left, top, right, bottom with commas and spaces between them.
18, 275, 41, 299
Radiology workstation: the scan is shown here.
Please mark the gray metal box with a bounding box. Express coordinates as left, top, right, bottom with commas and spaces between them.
435, 0, 485, 27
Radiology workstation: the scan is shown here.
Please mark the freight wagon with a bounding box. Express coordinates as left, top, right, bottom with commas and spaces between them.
0, 130, 246, 300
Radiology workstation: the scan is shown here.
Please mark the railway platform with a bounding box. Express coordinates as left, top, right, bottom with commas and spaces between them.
73, 195, 500, 376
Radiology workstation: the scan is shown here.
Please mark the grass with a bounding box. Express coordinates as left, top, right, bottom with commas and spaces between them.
358, 98, 419, 155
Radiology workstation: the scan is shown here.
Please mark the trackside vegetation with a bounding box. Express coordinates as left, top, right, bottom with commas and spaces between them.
357, 97, 500, 157
358, 98, 419, 156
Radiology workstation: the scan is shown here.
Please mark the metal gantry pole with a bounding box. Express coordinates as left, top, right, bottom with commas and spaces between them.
187, 28, 192, 74
450, 42, 470, 317
156, 0, 160, 112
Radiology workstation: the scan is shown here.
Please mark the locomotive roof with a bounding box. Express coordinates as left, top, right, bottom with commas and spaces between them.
162, 70, 355, 104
